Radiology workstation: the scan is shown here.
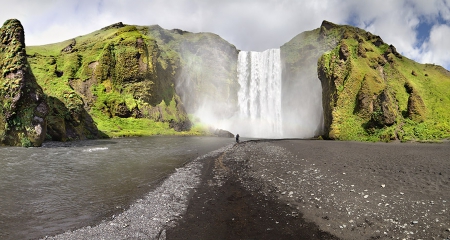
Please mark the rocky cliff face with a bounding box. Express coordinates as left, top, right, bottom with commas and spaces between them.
147, 25, 240, 119
316, 21, 450, 141
279, 20, 449, 141
0, 19, 48, 146
24, 22, 240, 142
27, 23, 193, 139
280, 21, 342, 137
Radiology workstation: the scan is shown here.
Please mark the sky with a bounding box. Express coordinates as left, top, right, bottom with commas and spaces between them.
1, 0, 449, 70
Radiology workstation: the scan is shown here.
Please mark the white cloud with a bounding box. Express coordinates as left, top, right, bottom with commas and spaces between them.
419, 24, 450, 67
0, 0, 449, 69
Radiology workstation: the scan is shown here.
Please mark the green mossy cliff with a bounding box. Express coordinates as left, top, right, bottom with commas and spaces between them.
24, 21, 238, 140
147, 26, 239, 118
315, 21, 450, 141
0, 19, 48, 146
26, 22, 197, 139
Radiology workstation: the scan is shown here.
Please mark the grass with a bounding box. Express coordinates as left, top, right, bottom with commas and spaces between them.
26, 22, 202, 139
316, 22, 450, 142
91, 111, 208, 138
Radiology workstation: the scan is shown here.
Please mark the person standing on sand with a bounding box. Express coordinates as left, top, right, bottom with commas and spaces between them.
236, 134, 240, 143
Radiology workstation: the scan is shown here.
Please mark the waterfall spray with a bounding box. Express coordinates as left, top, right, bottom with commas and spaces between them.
174, 36, 324, 139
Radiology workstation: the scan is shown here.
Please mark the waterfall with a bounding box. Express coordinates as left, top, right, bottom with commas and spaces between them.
236, 49, 282, 138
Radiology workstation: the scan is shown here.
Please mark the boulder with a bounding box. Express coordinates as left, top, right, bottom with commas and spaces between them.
214, 129, 234, 138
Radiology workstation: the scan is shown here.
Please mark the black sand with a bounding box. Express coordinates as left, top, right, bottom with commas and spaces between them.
167, 140, 450, 240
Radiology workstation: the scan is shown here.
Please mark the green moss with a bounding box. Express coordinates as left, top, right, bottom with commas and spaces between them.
25, 22, 201, 140
20, 134, 32, 147
0, 19, 48, 146
317, 21, 450, 142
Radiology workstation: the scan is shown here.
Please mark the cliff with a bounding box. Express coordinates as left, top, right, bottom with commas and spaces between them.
280, 22, 342, 137
24, 21, 241, 140
147, 25, 239, 119
26, 23, 196, 139
0, 19, 48, 146
316, 21, 450, 141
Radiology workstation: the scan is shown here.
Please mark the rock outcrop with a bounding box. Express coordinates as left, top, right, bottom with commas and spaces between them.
0, 19, 48, 146
281, 20, 344, 138
214, 128, 234, 138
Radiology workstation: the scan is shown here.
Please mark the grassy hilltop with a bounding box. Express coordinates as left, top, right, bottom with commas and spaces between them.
26, 23, 189, 139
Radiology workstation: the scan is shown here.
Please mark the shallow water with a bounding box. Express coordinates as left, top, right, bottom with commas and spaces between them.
0, 136, 234, 239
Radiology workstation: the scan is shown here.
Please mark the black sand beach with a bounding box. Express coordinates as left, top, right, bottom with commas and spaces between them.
47, 140, 450, 240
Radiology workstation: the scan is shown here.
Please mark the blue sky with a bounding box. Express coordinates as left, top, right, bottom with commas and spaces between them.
1, 0, 450, 70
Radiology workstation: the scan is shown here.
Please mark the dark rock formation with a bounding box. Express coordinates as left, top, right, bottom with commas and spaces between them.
339, 41, 350, 61
101, 22, 125, 31
404, 82, 426, 122
214, 129, 234, 138
61, 39, 76, 53
0, 19, 48, 146
369, 89, 398, 127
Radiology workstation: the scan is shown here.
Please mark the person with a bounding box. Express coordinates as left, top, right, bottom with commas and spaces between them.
236, 134, 240, 143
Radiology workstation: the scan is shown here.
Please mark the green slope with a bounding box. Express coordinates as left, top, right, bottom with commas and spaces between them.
316, 21, 450, 141
26, 23, 201, 139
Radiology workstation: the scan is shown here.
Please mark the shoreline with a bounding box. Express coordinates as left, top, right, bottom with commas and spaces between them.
45, 140, 450, 239
44, 145, 233, 240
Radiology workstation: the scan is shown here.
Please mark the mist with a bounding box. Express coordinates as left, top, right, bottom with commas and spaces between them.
281, 70, 324, 138
173, 34, 324, 139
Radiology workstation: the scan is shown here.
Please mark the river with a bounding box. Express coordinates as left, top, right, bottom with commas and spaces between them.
0, 136, 234, 239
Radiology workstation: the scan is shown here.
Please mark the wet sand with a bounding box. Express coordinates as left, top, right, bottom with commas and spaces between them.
46, 140, 450, 240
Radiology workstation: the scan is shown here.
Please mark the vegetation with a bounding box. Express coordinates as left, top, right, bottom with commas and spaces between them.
25, 22, 239, 141
146, 25, 240, 114
316, 21, 450, 142
26, 22, 203, 140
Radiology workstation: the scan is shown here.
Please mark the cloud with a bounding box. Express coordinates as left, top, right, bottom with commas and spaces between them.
418, 24, 450, 66
341, 0, 450, 69
0, 0, 449, 69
